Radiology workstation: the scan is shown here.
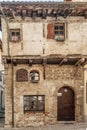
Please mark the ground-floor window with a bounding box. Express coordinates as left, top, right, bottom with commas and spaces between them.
24, 95, 45, 112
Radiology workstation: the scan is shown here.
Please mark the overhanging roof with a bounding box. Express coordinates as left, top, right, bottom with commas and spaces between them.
0, 2, 87, 18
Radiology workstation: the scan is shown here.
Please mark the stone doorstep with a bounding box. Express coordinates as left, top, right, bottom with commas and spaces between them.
57, 121, 87, 127
0, 123, 87, 130
57, 121, 76, 124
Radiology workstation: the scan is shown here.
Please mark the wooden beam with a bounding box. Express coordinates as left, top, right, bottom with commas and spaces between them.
12, 59, 17, 66
0, 3, 87, 18
2, 55, 87, 65
85, 11, 87, 19
59, 58, 67, 66
43, 58, 47, 65
28, 59, 33, 66
75, 58, 85, 66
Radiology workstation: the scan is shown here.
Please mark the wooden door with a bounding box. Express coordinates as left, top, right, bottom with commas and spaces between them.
57, 87, 75, 121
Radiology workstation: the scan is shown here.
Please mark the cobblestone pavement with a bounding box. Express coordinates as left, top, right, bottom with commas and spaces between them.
0, 119, 87, 130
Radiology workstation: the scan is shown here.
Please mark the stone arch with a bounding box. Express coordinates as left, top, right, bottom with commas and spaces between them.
29, 70, 40, 82
57, 85, 75, 95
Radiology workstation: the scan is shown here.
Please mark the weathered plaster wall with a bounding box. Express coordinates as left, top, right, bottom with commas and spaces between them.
2, 17, 87, 56
5, 64, 84, 127
2, 13, 86, 127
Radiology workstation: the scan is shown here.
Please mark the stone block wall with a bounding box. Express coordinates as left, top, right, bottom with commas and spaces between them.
5, 64, 84, 127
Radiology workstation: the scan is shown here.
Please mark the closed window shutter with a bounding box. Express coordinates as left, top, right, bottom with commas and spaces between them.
16, 69, 28, 81
47, 23, 54, 39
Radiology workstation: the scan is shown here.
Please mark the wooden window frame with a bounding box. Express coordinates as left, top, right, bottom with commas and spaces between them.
54, 23, 65, 41
24, 95, 45, 113
10, 29, 21, 42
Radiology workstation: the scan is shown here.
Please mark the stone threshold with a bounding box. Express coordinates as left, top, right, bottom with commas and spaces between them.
57, 121, 76, 124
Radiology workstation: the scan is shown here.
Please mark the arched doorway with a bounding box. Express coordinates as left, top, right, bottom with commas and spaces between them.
57, 86, 75, 121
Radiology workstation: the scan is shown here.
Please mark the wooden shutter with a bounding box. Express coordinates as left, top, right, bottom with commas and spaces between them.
47, 23, 54, 39
16, 69, 28, 81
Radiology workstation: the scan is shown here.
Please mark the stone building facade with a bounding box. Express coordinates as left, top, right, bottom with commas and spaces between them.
0, 1, 87, 128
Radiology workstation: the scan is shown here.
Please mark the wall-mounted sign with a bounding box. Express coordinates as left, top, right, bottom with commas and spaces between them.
57, 93, 62, 96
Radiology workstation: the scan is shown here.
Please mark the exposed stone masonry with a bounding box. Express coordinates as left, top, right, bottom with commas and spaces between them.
4, 64, 84, 127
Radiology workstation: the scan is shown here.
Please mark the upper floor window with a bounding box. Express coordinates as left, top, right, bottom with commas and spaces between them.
54, 23, 65, 41
30, 70, 39, 83
47, 23, 65, 41
16, 69, 28, 82
24, 95, 45, 112
10, 29, 20, 42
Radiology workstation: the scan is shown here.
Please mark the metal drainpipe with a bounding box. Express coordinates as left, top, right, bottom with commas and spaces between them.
0, 3, 14, 127
11, 59, 14, 127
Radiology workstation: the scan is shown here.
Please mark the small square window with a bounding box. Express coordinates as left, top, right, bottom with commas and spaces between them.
16, 32, 20, 36
55, 26, 58, 30
54, 23, 65, 41
60, 31, 64, 34
10, 29, 20, 42
12, 32, 15, 36
60, 26, 64, 30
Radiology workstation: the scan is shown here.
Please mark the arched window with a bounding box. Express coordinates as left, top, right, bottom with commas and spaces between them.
30, 70, 39, 83
16, 69, 28, 81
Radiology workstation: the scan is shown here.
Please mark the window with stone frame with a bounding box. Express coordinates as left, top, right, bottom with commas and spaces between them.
24, 95, 45, 112
30, 70, 39, 83
47, 23, 65, 41
16, 69, 28, 82
10, 29, 20, 42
